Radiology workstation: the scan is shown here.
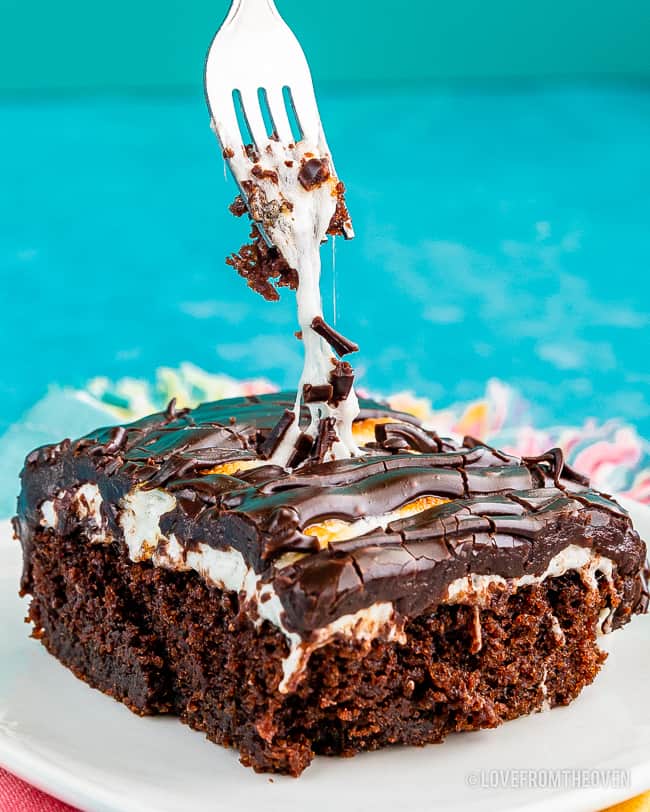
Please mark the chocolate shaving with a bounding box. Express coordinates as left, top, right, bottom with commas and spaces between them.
287, 433, 314, 468
30, 439, 71, 465
328, 360, 354, 405
311, 316, 358, 357
303, 384, 334, 404
314, 417, 338, 463
259, 409, 295, 459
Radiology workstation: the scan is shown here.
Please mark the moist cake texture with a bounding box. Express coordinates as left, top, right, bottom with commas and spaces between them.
14, 393, 648, 774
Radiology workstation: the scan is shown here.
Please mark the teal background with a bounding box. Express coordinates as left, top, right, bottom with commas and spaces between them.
0, 0, 649, 464
2, 0, 650, 91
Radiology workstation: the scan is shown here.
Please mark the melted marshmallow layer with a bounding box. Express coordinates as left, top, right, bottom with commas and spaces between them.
38, 482, 622, 692
228, 139, 359, 465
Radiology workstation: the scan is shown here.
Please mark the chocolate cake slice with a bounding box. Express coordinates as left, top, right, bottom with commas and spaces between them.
14, 393, 648, 775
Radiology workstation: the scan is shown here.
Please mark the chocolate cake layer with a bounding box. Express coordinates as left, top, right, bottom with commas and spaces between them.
24, 522, 624, 775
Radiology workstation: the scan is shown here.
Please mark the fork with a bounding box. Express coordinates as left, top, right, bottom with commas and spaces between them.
204, 0, 353, 239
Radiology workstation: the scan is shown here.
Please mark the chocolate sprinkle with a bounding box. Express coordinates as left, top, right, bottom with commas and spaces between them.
303, 384, 334, 404
328, 360, 354, 405
259, 409, 295, 459
314, 417, 338, 463
287, 432, 315, 468
311, 316, 359, 357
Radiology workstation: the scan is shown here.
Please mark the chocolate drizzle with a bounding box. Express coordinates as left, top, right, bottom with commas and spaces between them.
164, 398, 190, 422
16, 393, 647, 637
523, 449, 590, 488
375, 422, 442, 453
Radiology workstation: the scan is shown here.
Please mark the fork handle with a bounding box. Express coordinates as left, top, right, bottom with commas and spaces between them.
224, 0, 280, 27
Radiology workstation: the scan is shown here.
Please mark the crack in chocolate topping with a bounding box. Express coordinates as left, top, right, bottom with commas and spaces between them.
16, 393, 648, 636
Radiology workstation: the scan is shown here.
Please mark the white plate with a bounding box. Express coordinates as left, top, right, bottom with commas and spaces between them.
1, 502, 650, 812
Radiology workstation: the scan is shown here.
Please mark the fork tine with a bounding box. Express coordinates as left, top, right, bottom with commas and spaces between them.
284, 83, 321, 144
208, 85, 244, 158
239, 89, 269, 151
265, 87, 294, 144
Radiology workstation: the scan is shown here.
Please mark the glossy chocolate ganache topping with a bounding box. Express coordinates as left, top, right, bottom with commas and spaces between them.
17, 394, 648, 643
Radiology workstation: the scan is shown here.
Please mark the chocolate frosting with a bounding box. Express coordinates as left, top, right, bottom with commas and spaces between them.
15, 393, 648, 637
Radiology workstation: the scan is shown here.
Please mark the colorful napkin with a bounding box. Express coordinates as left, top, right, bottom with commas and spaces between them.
0, 768, 77, 811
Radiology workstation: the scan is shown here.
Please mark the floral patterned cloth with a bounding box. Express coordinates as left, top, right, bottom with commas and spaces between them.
81, 364, 650, 505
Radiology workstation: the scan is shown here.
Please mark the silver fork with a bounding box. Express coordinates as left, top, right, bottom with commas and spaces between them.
204, 0, 353, 239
